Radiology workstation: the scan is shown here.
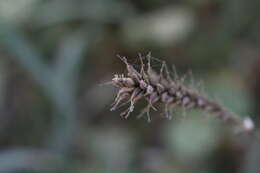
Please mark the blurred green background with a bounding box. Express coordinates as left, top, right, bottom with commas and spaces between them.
0, 0, 260, 172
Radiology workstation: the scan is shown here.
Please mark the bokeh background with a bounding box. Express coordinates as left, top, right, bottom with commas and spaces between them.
0, 0, 260, 172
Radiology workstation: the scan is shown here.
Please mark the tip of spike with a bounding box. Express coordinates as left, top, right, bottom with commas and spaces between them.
243, 117, 254, 132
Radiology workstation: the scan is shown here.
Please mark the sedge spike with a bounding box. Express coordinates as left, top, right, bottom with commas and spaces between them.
110, 54, 254, 133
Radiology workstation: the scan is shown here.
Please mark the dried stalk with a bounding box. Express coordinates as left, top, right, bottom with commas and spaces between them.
110, 53, 254, 133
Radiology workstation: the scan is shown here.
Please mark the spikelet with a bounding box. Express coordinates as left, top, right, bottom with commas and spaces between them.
110, 53, 254, 133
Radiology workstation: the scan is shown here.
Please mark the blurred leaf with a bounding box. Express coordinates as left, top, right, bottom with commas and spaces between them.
165, 114, 219, 160
122, 6, 195, 48
205, 71, 251, 117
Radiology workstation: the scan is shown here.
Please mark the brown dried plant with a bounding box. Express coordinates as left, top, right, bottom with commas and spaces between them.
110, 53, 254, 133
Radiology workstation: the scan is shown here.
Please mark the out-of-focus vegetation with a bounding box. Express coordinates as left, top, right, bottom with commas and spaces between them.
0, 0, 260, 172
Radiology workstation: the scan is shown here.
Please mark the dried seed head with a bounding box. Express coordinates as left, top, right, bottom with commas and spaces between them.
109, 54, 254, 133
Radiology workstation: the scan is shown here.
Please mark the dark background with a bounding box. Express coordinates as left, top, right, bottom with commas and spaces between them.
0, 0, 260, 172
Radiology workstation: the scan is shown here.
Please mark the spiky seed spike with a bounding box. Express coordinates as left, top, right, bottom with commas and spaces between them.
110, 54, 254, 133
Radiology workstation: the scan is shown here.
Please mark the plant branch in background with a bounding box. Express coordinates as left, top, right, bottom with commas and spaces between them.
0, 21, 85, 154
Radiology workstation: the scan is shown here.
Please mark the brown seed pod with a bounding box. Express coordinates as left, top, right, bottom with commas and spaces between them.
110, 54, 254, 133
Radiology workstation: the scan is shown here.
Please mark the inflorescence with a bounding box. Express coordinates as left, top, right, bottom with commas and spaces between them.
110, 53, 254, 133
